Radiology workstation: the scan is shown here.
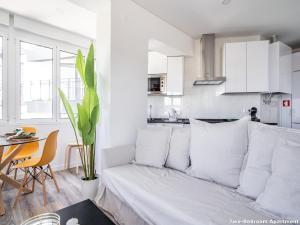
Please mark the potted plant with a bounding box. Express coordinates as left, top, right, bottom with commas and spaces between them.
59, 43, 100, 200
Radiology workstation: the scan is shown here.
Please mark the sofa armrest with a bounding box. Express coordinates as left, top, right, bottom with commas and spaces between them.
101, 144, 136, 170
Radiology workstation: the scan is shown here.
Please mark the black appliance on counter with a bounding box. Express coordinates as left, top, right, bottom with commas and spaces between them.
249, 107, 260, 122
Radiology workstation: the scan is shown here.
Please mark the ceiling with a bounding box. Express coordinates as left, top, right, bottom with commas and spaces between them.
67, 0, 99, 12
0, 0, 96, 39
132, 0, 300, 48
1, 0, 299, 47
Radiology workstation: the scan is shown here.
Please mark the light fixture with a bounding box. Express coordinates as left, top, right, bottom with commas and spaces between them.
222, 0, 231, 5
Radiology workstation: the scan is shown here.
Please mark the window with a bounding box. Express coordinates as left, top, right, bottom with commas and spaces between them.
59, 51, 84, 118
0, 37, 2, 120
20, 41, 53, 119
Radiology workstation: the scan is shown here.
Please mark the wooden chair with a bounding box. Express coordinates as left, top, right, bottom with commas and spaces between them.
1, 127, 39, 190
13, 130, 60, 207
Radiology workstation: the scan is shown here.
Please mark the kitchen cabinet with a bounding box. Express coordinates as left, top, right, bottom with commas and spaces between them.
167, 56, 184, 95
292, 71, 300, 128
222, 42, 247, 93
247, 41, 269, 92
148, 52, 167, 74
269, 42, 292, 93
292, 52, 300, 72
219, 40, 291, 94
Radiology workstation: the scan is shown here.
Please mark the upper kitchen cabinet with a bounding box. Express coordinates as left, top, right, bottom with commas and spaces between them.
292, 52, 300, 72
220, 40, 291, 94
247, 41, 269, 92
222, 42, 247, 93
221, 40, 269, 93
269, 42, 292, 94
167, 56, 184, 95
148, 51, 168, 74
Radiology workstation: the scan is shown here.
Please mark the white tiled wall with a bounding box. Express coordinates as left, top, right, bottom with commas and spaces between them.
148, 89, 261, 119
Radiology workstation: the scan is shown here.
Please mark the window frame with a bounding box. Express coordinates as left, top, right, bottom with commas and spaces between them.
0, 33, 8, 123
15, 32, 57, 123
56, 42, 87, 121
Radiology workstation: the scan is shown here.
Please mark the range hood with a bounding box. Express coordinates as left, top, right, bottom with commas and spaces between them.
193, 34, 226, 85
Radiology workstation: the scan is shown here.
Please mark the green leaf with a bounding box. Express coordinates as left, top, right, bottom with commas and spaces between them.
94, 72, 97, 89
85, 44, 95, 89
85, 126, 96, 144
83, 88, 99, 117
77, 103, 91, 145
82, 88, 92, 115
58, 89, 77, 131
91, 104, 100, 125
91, 91, 99, 109
76, 50, 86, 85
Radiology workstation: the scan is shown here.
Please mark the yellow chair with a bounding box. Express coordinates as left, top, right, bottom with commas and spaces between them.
1, 127, 39, 189
13, 130, 60, 208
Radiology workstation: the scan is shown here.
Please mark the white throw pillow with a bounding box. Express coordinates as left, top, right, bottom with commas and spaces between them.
165, 127, 190, 172
256, 140, 300, 220
238, 122, 300, 199
188, 117, 249, 188
238, 123, 280, 198
135, 127, 172, 168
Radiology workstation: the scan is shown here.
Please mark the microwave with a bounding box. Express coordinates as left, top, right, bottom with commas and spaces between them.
148, 74, 167, 94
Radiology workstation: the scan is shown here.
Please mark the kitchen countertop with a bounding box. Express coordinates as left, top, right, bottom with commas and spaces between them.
147, 118, 237, 124
147, 118, 278, 126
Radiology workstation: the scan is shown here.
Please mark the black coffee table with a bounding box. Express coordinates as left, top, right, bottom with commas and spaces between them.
56, 199, 115, 225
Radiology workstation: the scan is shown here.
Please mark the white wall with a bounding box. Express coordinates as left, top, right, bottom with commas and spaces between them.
14, 15, 92, 47
148, 35, 263, 120
95, 0, 194, 172
96, 0, 194, 148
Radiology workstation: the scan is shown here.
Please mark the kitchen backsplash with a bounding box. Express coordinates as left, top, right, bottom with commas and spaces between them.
148, 85, 262, 119
148, 89, 289, 126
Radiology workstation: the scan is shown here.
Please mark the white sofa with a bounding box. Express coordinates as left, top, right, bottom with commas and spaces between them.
96, 122, 300, 225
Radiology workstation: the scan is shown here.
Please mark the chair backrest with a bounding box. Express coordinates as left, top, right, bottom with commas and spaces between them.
37, 130, 59, 166
7, 127, 39, 157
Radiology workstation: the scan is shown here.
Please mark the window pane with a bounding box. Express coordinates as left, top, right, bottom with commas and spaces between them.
59, 51, 84, 118
20, 42, 53, 119
0, 37, 2, 120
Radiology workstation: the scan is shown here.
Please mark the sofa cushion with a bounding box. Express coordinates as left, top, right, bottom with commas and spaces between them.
135, 127, 172, 168
101, 164, 280, 225
165, 127, 190, 172
238, 122, 300, 199
238, 123, 279, 198
256, 140, 300, 220
188, 117, 249, 188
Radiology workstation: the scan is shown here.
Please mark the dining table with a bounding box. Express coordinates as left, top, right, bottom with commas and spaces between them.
0, 136, 45, 216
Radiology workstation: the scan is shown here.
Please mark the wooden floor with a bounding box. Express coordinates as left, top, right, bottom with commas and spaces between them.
0, 169, 86, 225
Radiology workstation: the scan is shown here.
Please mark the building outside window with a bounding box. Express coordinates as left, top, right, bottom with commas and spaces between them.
59, 50, 84, 118
20, 41, 53, 119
